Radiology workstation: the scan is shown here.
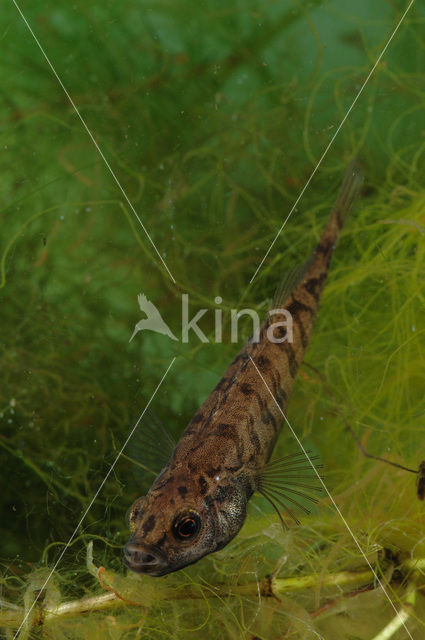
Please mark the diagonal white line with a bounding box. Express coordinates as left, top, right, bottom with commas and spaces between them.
248, 355, 415, 640
12, 357, 176, 639
250, 0, 415, 284
12, 0, 176, 284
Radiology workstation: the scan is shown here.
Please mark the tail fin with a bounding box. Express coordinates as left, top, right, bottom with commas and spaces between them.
273, 164, 363, 309
329, 162, 364, 232
315, 163, 363, 257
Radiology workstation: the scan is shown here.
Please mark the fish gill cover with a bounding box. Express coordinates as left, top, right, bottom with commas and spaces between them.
0, 0, 425, 638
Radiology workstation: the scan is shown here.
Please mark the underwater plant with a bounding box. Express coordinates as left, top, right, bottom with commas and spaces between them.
1, 0, 425, 638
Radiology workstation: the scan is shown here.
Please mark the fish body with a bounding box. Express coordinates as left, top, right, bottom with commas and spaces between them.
124, 166, 363, 576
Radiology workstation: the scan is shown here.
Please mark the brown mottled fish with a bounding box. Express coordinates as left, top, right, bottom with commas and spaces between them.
124, 165, 363, 577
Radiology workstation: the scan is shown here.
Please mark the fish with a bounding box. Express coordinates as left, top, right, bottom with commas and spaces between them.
123, 164, 364, 577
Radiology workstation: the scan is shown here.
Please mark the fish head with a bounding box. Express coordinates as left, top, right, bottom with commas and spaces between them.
123, 469, 250, 576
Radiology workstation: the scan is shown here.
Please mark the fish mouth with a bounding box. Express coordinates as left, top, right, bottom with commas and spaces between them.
123, 541, 169, 576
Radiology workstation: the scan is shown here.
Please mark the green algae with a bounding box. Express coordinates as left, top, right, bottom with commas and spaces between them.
1, 1, 425, 638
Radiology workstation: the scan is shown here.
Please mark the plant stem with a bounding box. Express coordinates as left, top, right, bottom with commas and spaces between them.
371, 580, 417, 640
0, 567, 375, 631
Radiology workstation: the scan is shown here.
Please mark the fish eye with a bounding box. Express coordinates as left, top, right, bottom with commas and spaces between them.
172, 511, 202, 541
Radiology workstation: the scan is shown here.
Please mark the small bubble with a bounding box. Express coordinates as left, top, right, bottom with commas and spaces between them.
10, 398, 16, 407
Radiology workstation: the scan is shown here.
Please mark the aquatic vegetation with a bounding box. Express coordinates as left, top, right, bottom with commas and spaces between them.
1, 0, 425, 638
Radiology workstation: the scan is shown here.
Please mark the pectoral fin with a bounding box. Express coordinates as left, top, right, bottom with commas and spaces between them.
125, 409, 176, 491
254, 451, 323, 528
